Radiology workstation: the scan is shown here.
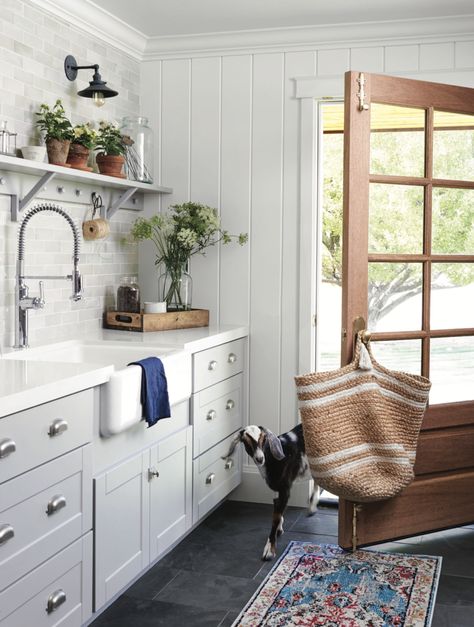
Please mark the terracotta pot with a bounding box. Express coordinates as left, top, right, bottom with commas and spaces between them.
46, 138, 71, 167
66, 143, 92, 171
96, 153, 125, 178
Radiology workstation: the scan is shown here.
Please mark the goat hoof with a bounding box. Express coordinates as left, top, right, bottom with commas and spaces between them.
276, 527, 284, 537
262, 539, 276, 561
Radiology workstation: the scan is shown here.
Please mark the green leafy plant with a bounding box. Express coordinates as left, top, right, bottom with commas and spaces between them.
95, 121, 126, 156
71, 123, 97, 149
35, 99, 73, 141
129, 202, 248, 308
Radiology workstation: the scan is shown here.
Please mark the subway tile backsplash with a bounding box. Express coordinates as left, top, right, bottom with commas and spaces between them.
0, 0, 142, 349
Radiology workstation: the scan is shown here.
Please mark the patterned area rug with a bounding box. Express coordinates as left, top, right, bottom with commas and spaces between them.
233, 542, 441, 626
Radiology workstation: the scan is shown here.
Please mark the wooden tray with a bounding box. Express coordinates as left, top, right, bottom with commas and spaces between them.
104, 309, 209, 332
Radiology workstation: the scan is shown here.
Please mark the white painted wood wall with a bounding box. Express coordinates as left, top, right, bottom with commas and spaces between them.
139, 34, 474, 500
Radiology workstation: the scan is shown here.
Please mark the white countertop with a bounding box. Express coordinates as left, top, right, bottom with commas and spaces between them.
0, 360, 113, 418
0, 324, 248, 419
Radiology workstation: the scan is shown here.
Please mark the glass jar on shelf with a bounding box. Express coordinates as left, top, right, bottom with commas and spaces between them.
120, 116, 154, 183
117, 276, 141, 313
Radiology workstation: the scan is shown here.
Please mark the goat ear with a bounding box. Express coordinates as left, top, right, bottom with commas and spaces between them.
221, 430, 243, 460
264, 429, 286, 461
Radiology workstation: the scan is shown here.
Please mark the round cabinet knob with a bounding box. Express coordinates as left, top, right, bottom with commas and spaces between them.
148, 467, 160, 480
224, 459, 234, 471
228, 353, 237, 364
225, 399, 235, 411
205, 473, 216, 485
208, 360, 217, 371
206, 409, 217, 421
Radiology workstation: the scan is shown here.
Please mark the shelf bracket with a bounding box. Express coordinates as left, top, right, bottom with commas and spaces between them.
102, 186, 138, 220
10, 172, 57, 222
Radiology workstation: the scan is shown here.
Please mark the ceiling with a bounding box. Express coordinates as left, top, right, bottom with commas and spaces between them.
89, 0, 474, 38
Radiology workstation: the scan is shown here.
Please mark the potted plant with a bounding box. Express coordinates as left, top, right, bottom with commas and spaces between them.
129, 202, 248, 310
95, 121, 126, 178
67, 123, 97, 171
35, 99, 73, 166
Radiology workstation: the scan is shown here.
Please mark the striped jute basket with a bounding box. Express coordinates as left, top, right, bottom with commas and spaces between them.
295, 333, 431, 502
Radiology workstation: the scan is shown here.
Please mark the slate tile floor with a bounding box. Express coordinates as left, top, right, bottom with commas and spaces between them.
90, 500, 474, 626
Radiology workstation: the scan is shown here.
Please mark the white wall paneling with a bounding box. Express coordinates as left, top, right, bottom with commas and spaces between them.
189, 57, 221, 321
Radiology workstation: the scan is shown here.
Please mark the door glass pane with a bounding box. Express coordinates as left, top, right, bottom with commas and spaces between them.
370, 103, 425, 177
431, 263, 474, 330
432, 188, 474, 255
433, 110, 474, 181
368, 263, 422, 332
318, 103, 344, 371
430, 336, 474, 404
369, 184, 424, 254
371, 340, 421, 375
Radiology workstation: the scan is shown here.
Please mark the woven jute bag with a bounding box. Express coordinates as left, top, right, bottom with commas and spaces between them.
295, 333, 431, 502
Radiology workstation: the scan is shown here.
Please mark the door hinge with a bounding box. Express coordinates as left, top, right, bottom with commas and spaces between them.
356, 73, 370, 112
312, 314, 317, 327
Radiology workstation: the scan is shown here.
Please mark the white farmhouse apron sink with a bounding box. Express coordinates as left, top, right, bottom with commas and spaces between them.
3, 340, 191, 437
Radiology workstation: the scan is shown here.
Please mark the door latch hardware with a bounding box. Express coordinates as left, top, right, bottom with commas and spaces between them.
356, 73, 369, 111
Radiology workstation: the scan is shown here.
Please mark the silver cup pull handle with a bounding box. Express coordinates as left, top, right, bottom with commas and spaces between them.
225, 399, 235, 411
208, 360, 217, 371
206, 473, 216, 485
46, 495, 67, 516
228, 353, 237, 364
0, 524, 14, 545
48, 419, 68, 437
0, 438, 16, 459
224, 459, 234, 471
46, 589, 66, 614
206, 409, 216, 421
148, 467, 160, 481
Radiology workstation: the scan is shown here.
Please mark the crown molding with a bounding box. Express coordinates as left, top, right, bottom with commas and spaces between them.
27, 0, 147, 60
25, 2, 474, 62
143, 15, 474, 60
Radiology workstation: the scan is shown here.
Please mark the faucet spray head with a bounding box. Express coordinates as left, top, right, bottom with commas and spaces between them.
72, 268, 83, 301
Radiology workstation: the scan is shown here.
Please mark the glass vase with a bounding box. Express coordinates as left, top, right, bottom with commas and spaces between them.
120, 116, 154, 183
158, 263, 192, 311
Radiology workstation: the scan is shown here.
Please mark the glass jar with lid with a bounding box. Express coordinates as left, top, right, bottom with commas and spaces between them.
117, 276, 141, 313
120, 116, 154, 183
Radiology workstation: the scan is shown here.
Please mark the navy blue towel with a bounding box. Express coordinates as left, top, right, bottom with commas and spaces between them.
128, 357, 171, 427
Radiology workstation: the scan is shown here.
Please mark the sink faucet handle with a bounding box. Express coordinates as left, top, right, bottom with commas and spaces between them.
33, 281, 45, 309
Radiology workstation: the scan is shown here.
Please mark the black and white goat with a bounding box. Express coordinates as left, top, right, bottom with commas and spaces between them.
222, 424, 319, 560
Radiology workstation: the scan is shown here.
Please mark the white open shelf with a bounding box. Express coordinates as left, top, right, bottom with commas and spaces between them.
0, 153, 172, 220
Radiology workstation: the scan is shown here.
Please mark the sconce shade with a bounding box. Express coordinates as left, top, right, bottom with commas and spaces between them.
64, 55, 118, 104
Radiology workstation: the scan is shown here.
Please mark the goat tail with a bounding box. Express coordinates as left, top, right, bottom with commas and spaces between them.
221, 431, 242, 460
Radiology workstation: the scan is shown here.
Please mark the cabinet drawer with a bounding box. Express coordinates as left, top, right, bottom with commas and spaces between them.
193, 339, 245, 392
0, 389, 93, 484
193, 431, 242, 524
0, 446, 92, 592
0, 532, 92, 627
192, 374, 243, 458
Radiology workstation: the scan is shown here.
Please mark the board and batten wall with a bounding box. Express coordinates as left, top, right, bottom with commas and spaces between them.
139, 35, 474, 503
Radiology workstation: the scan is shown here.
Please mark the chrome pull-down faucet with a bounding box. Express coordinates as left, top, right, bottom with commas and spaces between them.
15, 204, 83, 349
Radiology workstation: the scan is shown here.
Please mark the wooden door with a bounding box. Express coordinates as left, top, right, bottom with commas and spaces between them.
339, 71, 474, 548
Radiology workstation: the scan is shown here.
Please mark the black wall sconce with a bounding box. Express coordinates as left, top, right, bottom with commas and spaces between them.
64, 55, 118, 108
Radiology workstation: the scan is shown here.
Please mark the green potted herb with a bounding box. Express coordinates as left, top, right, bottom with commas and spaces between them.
35, 99, 73, 166
95, 121, 126, 178
67, 123, 97, 171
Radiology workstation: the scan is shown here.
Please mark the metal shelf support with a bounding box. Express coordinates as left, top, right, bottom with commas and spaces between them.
10, 172, 56, 221
102, 186, 139, 220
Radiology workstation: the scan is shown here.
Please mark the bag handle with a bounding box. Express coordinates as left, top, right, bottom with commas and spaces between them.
352, 330, 373, 371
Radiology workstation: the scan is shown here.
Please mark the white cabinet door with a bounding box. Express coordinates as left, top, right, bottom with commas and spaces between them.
94, 451, 149, 609
149, 427, 192, 563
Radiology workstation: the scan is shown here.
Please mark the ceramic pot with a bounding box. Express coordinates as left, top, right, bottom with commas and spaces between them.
66, 143, 92, 171
46, 138, 70, 167
96, 153, 125, 178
